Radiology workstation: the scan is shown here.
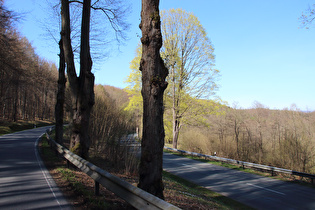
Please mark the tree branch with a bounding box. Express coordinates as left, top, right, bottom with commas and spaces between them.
68, 0, 122, 34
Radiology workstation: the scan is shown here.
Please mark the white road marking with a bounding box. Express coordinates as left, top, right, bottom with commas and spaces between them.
35, 135, 63, 209
247, 183, 285, 195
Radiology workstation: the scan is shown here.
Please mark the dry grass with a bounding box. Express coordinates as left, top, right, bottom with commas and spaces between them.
39, 137, 251, 209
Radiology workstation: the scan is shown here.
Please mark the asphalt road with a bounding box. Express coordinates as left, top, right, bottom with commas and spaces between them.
0, 127, 71, 209
163, 152, 315, 210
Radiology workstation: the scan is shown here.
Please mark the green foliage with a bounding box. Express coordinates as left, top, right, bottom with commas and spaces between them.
124, 44, 143, 113
161, 8, 218, 98
70, 142, 81, 154
125, 9, 224, 143
0, 126, 11, 135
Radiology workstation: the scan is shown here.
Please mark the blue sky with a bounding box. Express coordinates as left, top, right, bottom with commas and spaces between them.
6, 0, 315, 110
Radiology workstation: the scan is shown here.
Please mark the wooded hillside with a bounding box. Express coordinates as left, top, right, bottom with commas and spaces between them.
0, 2, 58, 121
2, 0, 314, 176
179, 105, 315, 174
103, 85, 130, 107
109, 83, 315, 174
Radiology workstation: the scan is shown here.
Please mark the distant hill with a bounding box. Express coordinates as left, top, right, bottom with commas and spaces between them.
103, 85, 130, 108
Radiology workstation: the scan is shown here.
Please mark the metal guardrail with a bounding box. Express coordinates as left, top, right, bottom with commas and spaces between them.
164, 146, 315, 184
45, 129, 180, 210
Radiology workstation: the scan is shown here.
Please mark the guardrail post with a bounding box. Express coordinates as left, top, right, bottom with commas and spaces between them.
67, 160, 70, 169
45, 135, 51, 147
55, 147, 58, 156
46, 136, 50, 146
271, 168, 274, 176
95, 180, 100, 196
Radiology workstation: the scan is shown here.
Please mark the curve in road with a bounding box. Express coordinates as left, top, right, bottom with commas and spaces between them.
163, 152, 315, 210
0, 127, 71, 209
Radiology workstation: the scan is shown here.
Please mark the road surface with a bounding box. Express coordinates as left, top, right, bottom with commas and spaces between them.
0, 127, 71, 209
163, 152, 315, 210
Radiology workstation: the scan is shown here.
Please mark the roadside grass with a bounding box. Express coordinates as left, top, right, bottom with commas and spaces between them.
40, 137, 132, 209
164, 149, 315, 188
40, 134, 253, 209
56, 168, 112, 209
0, 120, 54, 135
163, 171, 254, 210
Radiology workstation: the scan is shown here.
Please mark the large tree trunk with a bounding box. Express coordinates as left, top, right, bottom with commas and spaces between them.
71, 0, 94, 159
55, 39, 66, 144
138, 0, 168, 199
61, 0, 94, 159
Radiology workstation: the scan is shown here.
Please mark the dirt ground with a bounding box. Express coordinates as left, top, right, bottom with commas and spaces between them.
39, 138, 247, 210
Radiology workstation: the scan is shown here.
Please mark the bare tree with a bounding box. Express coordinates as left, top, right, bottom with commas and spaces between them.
55, 39, 66, 144
300, 4, 315, 29
60, 0, 94, 158
59, 0, 129, 158
138, 0, 168, 199
0, 1, 58, 122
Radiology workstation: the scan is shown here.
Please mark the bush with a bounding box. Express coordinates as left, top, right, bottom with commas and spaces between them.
89, 85, 137, 174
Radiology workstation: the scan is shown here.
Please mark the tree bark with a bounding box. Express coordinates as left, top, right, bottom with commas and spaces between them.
60, 0, 94, 159
55, 39, 66, 144
138, 0, 168, 199
172, 116, 180, 149
171, 65, 180, 149
171, 61, 184, 149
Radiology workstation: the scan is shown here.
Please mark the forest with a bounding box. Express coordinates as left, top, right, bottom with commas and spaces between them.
0, 1, 135, 162
178, 104, 315, 174
1, 0, 314, 191
0, 7, 58, 121
94, 85, 315, 175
